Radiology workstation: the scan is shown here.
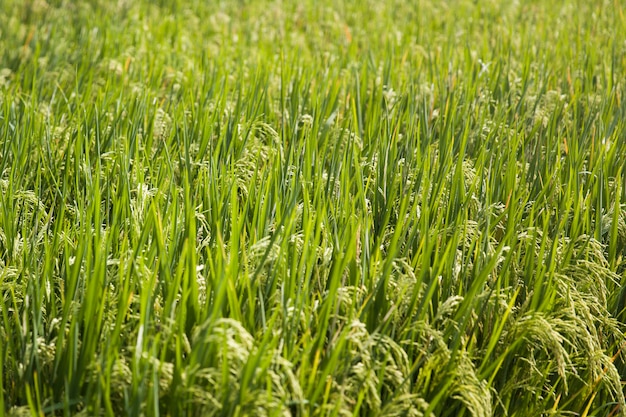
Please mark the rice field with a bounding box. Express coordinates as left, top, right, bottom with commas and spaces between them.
1, 0, 626, 416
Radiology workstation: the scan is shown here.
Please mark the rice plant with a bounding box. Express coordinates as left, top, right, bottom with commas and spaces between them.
1, 0, 625, 416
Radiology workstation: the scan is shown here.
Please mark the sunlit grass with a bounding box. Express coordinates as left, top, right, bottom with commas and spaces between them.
1, 0, 625, 416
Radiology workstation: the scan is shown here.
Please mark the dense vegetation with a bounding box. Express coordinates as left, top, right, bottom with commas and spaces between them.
1, 0, 625, 415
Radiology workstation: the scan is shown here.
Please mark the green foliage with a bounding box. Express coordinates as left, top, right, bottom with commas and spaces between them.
1, 0, 625, 415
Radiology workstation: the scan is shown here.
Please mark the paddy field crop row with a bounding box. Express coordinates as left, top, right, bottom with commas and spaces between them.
1, 0, 625, 416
